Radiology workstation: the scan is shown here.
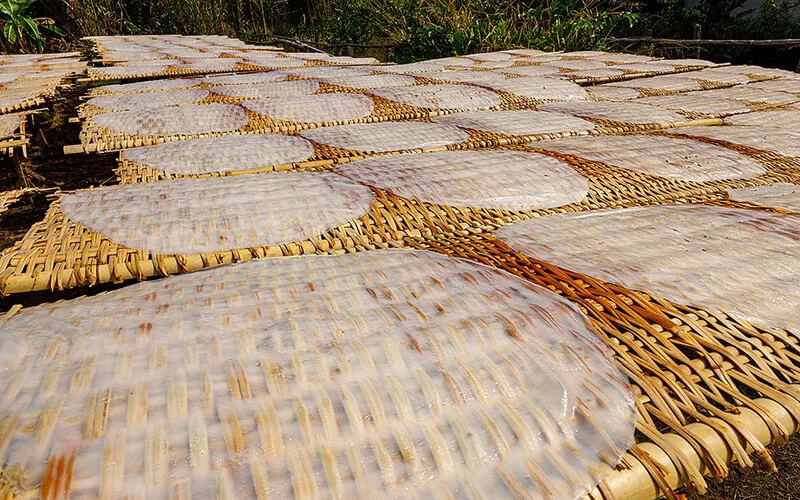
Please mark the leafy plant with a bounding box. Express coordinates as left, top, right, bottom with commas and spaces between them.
0, 0, 66, 52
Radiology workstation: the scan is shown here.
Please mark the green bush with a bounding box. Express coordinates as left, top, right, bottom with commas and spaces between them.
1, 0, 65, 52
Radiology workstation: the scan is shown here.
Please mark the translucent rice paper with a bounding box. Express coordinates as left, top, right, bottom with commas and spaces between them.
121, 134, 315, 175
674, 68, 752, 84
300, 122, 468, 152
96, 78, 199, 94
589, 53, 655, 64
284, 66, 374, 79
660, 58, 715, 67
432, 109, 595, 136
727, 183, 800, 211
487, 77, 588, 101
90, 64, 171, 77
465, 51, 515, 62
179, 58, 241, 72
586, 86, 640, 101
546, 59, 608, 71
711, 65, 799, 79
198, 72, 289, 85
701, 86, 798, 105
606, 75, 703, 92
748, 78, 800, 94
536, 135, 765, 181
321, 74, 416, 89
495, 205, 800, 332
242, 94, 375, 123
243, 55, 305, 68
0, 113, 22, 137
336, 150, 588, 210
90, 104, 250, 136
380, 61, 448, 73
60, 172, 373, 254
634, 95, 750, 116
428, 56, 475, 67
370, 84, 501, 110
615, 62, 680, 74
674, 125, 800, 158
85, 89, 210, 112
539, 101, 684, 124
502, 65, 563, 77
563, 68, 626, 79
726, 110, 800, 131
412, 71, 508, 86
211, 80, 320, 99
0, 248, 635, 499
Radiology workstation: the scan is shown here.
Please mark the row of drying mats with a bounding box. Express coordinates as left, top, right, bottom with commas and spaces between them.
0, 34, 798, 500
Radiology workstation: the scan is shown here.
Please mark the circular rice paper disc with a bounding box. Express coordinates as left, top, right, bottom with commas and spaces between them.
85, 89, 210, 112
535, 134, 765, 181
495, 205, 800, 332
90, 104, 250, 136
0, 247, 635, 499
211, 80, 320, 99
336, 150, 589, 210
486, 77, 588, 101
727, 183, 800, 212
60, 172, 373, 254
241, 94, 375, 123
432, 109, 595, 136
674, 125, 800, 158
370, 84, 502, 110
539, 101, 683, 124
97, 78, 199, 94
300, 122, 469, 152
121, 134, 316, 175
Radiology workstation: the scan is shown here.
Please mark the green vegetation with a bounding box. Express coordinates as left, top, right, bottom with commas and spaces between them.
0, 0, 65, 52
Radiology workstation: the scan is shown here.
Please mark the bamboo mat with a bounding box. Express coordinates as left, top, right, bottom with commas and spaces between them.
0, 188, 34, 215
3, 51, 800, 500
4, 131, 799, 296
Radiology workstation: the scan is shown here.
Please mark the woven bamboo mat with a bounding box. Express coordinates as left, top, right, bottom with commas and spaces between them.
0, 188, 34, 215
4, 131, 799, 295
401, 223, 800, 498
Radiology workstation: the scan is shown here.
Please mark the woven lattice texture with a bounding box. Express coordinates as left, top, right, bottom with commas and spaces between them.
0, 79, 53, 110
616, 62, 681, 74
709, 65, 799, 79
546, 60, 609, 71
428, 57, 475, 67
0, 113, 22, 137
242, 55, 305, 68
496, 205, 800, 332
537, 135, 765, 181
588, 53, 654, 64
285, 66, 374, 79
118, 59, 175, 69
702, 86, 799, 105
90, 104, 250, 136
85, 89, 210, 112
412, 71, 508, 86
487, 77, 588, 101
473, 60, 517, 69
563, 68, 625, 79
199, 72, 289, 85
606, 75, 703, 92
336, 150, 589, 210
727, 183, 800, 211
634, 94, 750, 116
321, 74, 415, 89
539, 101, 683, 124
369, 84, 501, 110
121, 135, 315, 175
674, 69, 752, 85
211, 80, 320, 99
0, 248, 635, 498
60, 172, 373, 254
432, 109, 594, 136
465, 51, 515, 62
241, 94, 375, 123
675, 125, 800, 158
502, 65, 563, 77
726, 109, 800, 130
300, 122, 468, 152
585, 86, 640, 101
180, 58, 240, 72
92, 79, 199, 94
748, 78, 800, 94
380, 62, 447, 74
90, 64, 171, 77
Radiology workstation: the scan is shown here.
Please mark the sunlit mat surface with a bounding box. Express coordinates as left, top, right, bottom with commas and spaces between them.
0, 53, 86, 114
3, 49, 800, 500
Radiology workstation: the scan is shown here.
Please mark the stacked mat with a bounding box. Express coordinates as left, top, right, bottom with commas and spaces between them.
0, 53, 86, 114
83, 35, 380, 81
1, 46, 800, 500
